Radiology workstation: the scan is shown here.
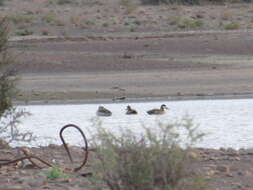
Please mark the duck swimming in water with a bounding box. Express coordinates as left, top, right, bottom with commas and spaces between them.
96, 106, 112, 117
126, 105, 138, 115
147, 104, 168, 115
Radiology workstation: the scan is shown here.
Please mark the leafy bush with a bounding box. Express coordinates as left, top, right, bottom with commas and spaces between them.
42, 12, 57, 24
15, 28, 33, 36
0, 18, 16, 117
0, 18, 34, 145
46, 167, 69, 180
177, 19, 204, 29
88, 117, 205, 190
223, 21, 240, 30
42, 12, 64, 26
7, 14, 34, 24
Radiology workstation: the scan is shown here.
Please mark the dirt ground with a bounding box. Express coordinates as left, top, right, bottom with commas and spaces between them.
2, 146, 253, 190
13, 30, 253, 104
1, 0, 253, 189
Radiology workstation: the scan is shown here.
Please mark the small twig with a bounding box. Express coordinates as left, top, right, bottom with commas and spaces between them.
21, 148, 53, 169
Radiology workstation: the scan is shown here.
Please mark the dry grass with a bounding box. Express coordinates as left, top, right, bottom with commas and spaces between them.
120, 0, 139, 14
88, 118, 206, 190
220, 9, 233, 20
223, 21, 240, 30
177, 18, 204, 29
7, 14, 34, 24
42, 12, 65, 26
0, 0, 251, 36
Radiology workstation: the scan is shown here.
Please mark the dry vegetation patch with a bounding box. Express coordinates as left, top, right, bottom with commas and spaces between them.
0, 0, 252, 36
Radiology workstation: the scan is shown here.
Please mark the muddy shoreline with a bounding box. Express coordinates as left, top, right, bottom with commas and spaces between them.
14, 93, 253, 105
13, 30, 253, 105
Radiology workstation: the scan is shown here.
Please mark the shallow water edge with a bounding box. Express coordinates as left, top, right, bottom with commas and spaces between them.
11, 98, 253, 149
14, 93, 253, 106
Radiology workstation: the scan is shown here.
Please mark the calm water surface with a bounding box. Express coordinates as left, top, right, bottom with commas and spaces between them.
15, 99, 253, 149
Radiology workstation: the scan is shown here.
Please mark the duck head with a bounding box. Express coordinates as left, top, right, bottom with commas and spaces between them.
161, 104, 168, 110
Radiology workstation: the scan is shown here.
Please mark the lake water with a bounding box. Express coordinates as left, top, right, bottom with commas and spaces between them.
12, 99, 253, 149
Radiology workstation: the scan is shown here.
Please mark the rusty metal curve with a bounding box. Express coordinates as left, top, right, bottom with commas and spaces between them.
0, 124, 89, 173
59, 124, 89, 172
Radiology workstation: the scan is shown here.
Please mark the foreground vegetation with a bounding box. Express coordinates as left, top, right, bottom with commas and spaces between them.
0, 18, 33, 145
88, 118, 206, 190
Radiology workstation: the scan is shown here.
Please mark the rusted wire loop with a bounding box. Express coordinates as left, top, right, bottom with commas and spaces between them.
0, 124, 89, 173
59, 124, 89, 172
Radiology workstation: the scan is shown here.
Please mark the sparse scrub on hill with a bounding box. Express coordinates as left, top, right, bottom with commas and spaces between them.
141, 0, 200, 5
177, 18, 204, 29
7, 14, 34, 25
48, 0, 72, 5
120, 0, 138, 14
15, 28, 33, 36
42, 12, 64, 26
0, 18, 33, 146
223, 21, 240, 30
169, 16, 182, 25
140, 0, 253, 4
88, 117, 206, 190
56, 0, 72, 5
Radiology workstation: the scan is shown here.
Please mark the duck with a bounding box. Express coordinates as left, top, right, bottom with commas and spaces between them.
126, 105, 138, 115
96, 106, 112, 117
147, 104, 168, 115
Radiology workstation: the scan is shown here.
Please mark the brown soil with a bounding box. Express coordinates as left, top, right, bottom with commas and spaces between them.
13, 30, 253, 104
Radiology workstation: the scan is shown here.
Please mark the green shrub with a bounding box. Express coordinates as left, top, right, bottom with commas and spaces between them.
47, 0, 72, 5
7, 14, 34, 24
42, 12, 57, 24
57, 0, 72, 5
88, 117, 206, 190
46, 167, 69, 180
15, 28, 33, 36
84, 20, 95, 26
177, 19, 204, 29
0, 18, 33, 144
223, 22, 240, 30
0, 18, 17, 116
